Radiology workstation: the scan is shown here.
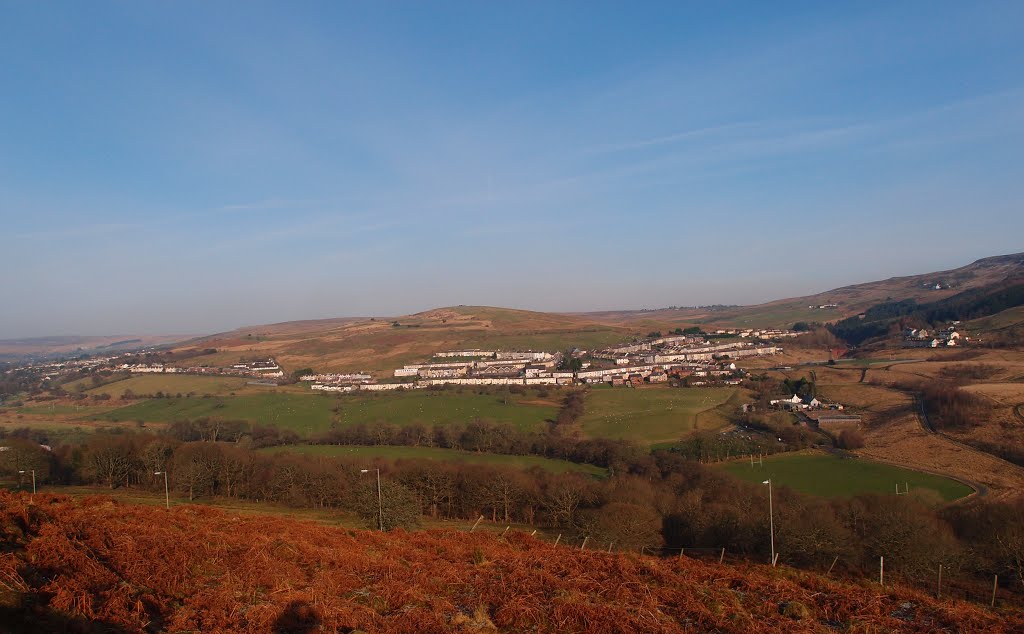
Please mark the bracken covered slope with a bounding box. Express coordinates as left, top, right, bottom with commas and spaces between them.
0, 492, 1021, 633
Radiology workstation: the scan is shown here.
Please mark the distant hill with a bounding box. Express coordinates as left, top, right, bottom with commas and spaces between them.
584, 252, 1024, 330
830, 276, 1024, 346
1, 491, 1019, 633
184, 306, 648, 375
170, 253, 1023, 374
0, 334, 197, 363
16, 253, 1021, 370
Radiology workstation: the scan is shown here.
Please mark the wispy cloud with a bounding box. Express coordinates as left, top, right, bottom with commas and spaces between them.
584, 121, 757, 155
218, 198, 321, 213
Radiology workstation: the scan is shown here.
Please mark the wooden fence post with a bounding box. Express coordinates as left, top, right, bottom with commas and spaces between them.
719, 548, 726, 564
937, 564, 942, 600
607, 541, 614, 554
992, 575, 998, 608
501, 526, 510, 537
554, 534, 561, 547
580, 536, 589, 551
678, 547, 684, 561
880, 556, 884, 587
530, 529, 537, 537
827, 556, 839, 576
470, 516, 484, 532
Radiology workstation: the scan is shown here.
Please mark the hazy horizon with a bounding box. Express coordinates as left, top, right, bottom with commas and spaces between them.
4, 2, 1024, 338
2, 249, 1020, 341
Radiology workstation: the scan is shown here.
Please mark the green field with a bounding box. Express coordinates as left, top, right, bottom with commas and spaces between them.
577, 386, 738, 445
82, 374, 261, 397
14, 404, 112, 416
93, 390, 558, 436
260, 444, 605, 476
333, 390, 557, 431
722, 453, 974, 501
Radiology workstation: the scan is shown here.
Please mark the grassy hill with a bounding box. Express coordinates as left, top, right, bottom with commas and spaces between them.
8, 252, 1020, 371
182, 306, 639, 375
584, 252, 1024, 330
1, 491, 1020, 633
32, 253, 1015, 375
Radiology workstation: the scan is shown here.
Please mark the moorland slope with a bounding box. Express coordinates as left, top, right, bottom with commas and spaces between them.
176, 253, 1024, 374
0, 491, 1020, 633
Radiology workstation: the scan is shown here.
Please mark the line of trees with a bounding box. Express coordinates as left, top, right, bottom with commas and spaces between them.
888, 377, 995, 431
2, 426, 1024, 597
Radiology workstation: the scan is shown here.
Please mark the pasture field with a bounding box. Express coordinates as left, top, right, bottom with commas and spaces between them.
332, 390, 558, 432
82, 374, 263, 397
260, 444, 605, 475
92, 389, 558, 436
722, 453, 973, 501
93, 393, 333, 434
10, 403, 112, 416
810, 359, 1024, 499
578, 386, 738, 446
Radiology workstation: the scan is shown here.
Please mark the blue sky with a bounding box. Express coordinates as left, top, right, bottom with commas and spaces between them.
2, 2, 1023, 337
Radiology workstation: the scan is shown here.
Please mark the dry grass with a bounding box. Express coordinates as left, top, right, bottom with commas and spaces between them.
1, 491, 1021, 633
812, 351, 1024, 500
182, 306, 638, 375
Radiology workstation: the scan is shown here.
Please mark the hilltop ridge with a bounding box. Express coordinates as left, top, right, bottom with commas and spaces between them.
585, 252, 1024, 329
8, 252, 1021, 368
173, 252, 1022, 373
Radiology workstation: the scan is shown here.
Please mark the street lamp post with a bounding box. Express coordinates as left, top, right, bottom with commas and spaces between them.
154, 471, 169, 509
18, 469, 36, 499
763, 479, 775, 566
360, 468, 384, 531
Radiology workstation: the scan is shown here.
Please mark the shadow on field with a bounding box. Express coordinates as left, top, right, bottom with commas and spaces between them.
0, 602, 135, 633
273, 600, 322, 633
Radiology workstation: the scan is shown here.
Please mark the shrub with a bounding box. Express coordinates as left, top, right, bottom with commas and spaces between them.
837, 429, 865, 450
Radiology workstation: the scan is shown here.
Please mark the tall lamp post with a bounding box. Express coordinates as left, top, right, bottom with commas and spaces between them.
360, 468, 384, 531
154, 471, 169, 510
763, 479, 775, 566
18, 469, 36, 500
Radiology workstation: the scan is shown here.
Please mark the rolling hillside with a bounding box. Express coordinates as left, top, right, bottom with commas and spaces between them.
179, 306, 642, 375
175, 253, 1023, 374
17, 253, 1019, 374
585, 252, 1024, 330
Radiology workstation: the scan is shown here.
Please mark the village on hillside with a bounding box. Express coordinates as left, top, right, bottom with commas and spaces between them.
304, 329, 798, 392
902, 323, 964, 348
14, 328, 809, 395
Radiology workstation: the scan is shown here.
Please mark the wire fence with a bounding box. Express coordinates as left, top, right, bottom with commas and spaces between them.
467, 516, 1022, 610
